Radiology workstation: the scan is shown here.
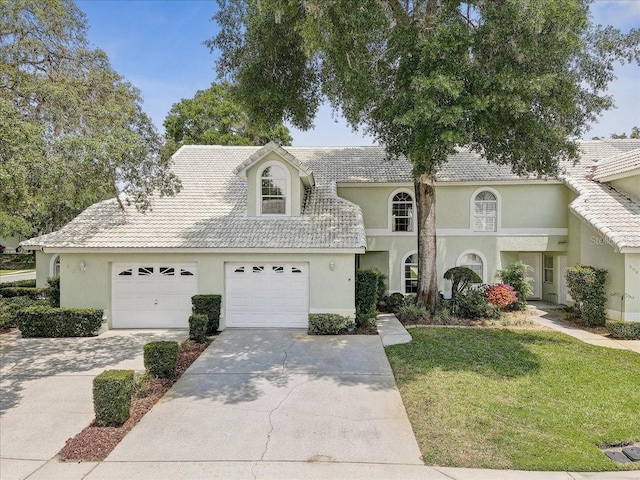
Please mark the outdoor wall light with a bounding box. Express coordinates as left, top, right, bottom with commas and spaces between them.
329, 261, 336, 271
79, 260, 87, 271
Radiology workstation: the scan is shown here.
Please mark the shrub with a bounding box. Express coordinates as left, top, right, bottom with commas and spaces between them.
132, 372, 153, 399
0, 297, 46, 330
0, 279, 36, 289
376, 271, 387, 303
189, 314, 208, 343
454, 288, 495, 319
191, 295, 221, 335
396, 304, 429, 323
93, 369, 134, 426
47, 276, 60, 307
0, 287, 48, 300
486, 283, 518, 309
565, 266, 607, 326
16, 305, 103, 337
386, 292, 407, 313
308, 313, 347, 335
443, 267, 481, 299
144, 341, 179, 378
606, 321, 640, 340
356, 269, 381, 325
498, 261, 533, 310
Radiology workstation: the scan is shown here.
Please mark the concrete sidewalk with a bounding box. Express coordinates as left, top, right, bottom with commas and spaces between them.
528, 303, 640, 354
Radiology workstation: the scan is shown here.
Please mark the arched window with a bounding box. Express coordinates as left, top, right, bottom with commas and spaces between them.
49, 254, 60, 277
260, 164, 287, 215
473, 190, 497, 232
457, 251, 485, 283
391, 190, 414, 232
403, 253, 418, 294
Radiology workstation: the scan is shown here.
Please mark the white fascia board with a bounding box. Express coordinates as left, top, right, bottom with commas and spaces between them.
365, 228, 568, 237
435, 179, 563, 186
337, 182, 413, 188
594, 168, 640, 182
41, 247, 365, 254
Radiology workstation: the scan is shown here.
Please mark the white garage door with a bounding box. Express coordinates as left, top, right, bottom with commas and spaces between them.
225, 262, 309, 328
112, 264, 198, 328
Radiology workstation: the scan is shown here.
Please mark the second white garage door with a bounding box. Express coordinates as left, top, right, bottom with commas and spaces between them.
225, 262, 309, 328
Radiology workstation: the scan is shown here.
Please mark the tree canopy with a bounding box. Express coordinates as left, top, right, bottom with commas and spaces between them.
0, 0, 181, 238
162, 81, 292, 158
210, 0, 639, 308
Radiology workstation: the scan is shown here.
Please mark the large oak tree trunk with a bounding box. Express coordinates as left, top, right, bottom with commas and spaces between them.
415, 173, 438, 311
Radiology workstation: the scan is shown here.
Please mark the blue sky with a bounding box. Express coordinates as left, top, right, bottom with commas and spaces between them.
77, 0, 639, 145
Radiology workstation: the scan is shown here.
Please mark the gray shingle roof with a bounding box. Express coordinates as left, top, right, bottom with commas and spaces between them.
23, 140, 640, 252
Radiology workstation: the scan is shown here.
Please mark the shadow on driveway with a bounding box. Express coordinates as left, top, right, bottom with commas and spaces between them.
0, 329, 187, 415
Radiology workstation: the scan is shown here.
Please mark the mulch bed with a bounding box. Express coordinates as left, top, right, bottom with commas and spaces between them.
58, 340, 210, 462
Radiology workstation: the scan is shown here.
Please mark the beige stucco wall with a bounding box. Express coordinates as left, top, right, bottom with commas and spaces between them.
610, 175, 640, 201
34, 251, 57, 288
624, 254, 640, 321
58, 252, 356, 328
246, 153, 305, 217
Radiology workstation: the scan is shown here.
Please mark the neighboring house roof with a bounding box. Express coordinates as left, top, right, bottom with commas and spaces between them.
22, 140, 640, 253
563, 140, 640, 253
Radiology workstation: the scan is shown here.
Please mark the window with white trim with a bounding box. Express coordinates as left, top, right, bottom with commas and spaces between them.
50, 254, 60, 277
404, 254, 418, 294
543, 255, 554, 283
459, 253, 483, 281
392, 192, 414, 232
473, 190, 497, 232
261, 165, 287, 215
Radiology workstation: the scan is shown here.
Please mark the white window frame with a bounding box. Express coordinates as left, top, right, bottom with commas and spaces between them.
388, 188, 416, 234
402, 250, 419, 294
256, 160, 291, 216
49, 254, 61, 277
470, 187, 501, 233
543, 255, 554, 284
456, 250, 488, 284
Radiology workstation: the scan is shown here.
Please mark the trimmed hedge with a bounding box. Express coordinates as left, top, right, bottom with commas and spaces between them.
308, 314, 347, 335
0, 279, 36, 289
0, 287, 48, 300
565, 265, 607, 326
189, 314, 208, 343
0, 297, 47, 330
607, 321, 640, 340
144, 341, 179, 378
93, 369, 134, 426
16, 305, 103, 337
47, 276, 60, 307
192, 295, 221, 335
356, 269, 381, 326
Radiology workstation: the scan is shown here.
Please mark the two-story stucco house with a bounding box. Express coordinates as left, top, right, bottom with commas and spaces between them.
23, 139, 640, 328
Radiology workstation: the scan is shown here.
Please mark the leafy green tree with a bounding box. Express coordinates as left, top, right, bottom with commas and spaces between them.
443, 267, 481, 300
210, 0, 639, 310
163, 82, 292, 158
605, 126, 640, 139
0, 0, 180, 237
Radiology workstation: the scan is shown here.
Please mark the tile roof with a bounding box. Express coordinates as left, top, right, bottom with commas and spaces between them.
23, 140, 640, 252
592, 148, 640, 181
563, 140, 640, 252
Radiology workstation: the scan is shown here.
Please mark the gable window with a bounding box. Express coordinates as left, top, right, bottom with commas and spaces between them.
49, 254, 61, 277
403, 253, 418, 294
456, 250, 486, 283
261, 164, 287, 215
473, 190, 497, 232
392, 191, 414, 232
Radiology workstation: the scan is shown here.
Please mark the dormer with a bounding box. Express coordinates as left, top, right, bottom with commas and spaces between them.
592, 149, 640, 200
233, 142, 315, 217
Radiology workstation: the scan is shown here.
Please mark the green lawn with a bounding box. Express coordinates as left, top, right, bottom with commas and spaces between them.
386, 327, 640, 472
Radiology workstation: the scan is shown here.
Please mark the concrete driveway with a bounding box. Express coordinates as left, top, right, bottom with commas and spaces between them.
0, 329, 188, 480
89, 329, 424, 478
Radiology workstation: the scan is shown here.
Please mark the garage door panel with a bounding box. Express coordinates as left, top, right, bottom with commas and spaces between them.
112, 263, 197, 329
226, 262, 309, 328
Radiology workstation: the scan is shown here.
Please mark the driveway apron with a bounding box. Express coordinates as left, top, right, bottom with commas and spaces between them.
104, 329, 424, 466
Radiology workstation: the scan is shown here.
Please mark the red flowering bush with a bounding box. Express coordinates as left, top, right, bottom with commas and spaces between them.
485, 283, 518, 309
